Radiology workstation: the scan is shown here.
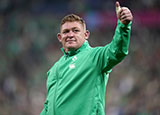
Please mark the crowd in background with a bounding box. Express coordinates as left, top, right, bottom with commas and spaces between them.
0, 0, 160, 115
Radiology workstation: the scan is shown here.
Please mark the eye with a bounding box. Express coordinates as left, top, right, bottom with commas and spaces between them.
63, 30, 69, 34
73, 29, 80, 33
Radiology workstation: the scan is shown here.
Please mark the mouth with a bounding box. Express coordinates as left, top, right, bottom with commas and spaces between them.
66, 39, 76, 43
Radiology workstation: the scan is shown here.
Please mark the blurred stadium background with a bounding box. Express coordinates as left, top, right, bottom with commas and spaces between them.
0, 0, 160, 115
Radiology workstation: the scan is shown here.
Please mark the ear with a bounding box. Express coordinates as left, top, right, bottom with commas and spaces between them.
84, 30, 90, 40
57, 33, 62, 42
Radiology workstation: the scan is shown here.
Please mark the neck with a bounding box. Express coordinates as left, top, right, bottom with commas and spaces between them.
63, 48, 68, 53
64, 47, 77, 53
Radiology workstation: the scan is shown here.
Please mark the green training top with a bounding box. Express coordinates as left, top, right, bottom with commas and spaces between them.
41, 20, 132, 115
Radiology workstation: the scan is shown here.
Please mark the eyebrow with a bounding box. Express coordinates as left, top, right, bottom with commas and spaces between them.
72, 27, 79, 30
62, 27, 80, 32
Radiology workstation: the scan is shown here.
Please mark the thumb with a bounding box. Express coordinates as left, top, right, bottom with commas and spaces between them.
116, 1, 121, 15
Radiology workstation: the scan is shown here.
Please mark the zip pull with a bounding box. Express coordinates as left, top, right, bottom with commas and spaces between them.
65, 53, 69, 60
96, 109, 99, 115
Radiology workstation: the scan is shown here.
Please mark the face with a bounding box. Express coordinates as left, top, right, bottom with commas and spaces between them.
57, 21, 90, 52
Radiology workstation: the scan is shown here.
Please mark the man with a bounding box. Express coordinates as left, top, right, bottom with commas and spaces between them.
41, 1, 133, 115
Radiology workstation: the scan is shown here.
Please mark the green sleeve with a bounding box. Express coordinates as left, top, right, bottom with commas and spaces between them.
40, 99, 48, 115
95, 20, 132, 73
40, 108, 46, 115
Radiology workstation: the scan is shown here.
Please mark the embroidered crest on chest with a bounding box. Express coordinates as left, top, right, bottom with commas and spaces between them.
69, 56, 77, 69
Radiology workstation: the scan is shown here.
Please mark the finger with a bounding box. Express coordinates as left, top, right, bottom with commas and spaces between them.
120, 10, 131, 17
120, 13, 132, 20
116, 1, 121, 15
120, 9, 131, 17
120, 7, 130, 14
121, 7, 132, 15
120, 15, 133, 22
115, 1, 120, 8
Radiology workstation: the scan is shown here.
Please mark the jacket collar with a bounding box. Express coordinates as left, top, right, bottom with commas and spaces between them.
61, 40, 90, 56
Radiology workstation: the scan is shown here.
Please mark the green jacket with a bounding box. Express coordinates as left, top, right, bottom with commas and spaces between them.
41, 20, 132, 115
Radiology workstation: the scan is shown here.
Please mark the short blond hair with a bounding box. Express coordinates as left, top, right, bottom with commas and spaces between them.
60, 14, 86, 30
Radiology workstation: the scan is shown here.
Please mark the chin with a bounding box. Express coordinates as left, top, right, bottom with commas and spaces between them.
67, 45, 78, 50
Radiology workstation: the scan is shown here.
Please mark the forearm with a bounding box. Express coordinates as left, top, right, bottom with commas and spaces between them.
110, 19, 132, 59
100, 20, 132, 72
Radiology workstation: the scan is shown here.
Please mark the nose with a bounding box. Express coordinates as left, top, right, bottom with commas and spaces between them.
67, 31, 74, 38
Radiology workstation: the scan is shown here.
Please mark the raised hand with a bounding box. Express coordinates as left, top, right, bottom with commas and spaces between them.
116, 1, 133, 25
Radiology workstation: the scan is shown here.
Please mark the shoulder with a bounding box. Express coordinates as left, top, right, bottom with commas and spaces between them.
91, 44, 110, 52
48, 55, 64, 71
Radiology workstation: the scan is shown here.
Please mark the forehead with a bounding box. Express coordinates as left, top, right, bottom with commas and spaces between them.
61, 21, 84, 31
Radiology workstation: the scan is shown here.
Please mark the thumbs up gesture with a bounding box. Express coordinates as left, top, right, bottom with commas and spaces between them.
116, 1, 133, 25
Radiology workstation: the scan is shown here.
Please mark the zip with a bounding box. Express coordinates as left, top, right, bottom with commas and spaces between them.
53, 64, 59, 115
65, 53, 69, 60
96, 103, 99, 115
96, 107, 98, 115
